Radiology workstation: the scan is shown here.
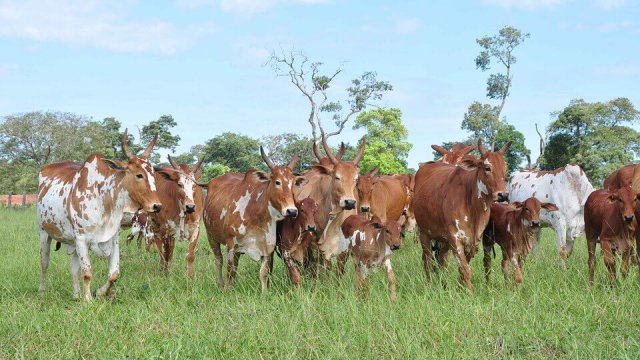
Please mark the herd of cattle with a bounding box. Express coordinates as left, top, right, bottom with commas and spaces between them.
34, 130, 640, 301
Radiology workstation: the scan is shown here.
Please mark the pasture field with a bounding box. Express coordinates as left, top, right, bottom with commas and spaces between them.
1, 208, 640, 359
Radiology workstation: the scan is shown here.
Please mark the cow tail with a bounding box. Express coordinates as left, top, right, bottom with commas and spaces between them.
54, 241, 61, 251
492, 245, 496, 259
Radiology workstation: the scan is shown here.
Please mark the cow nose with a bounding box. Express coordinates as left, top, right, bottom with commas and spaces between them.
497, 192, 509, 202
532, 221, 540, 228
391, 244, 400, 251
285, 208, 298, 218
360, 206, 370, 213
344, 199, 356, 210
624, 215, 634, 223
185, 204, 196, 213
307, 225, 316, 232
151, 204, 162, 213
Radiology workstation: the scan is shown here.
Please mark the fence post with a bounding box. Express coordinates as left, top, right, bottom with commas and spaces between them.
7, 192, 12, 210
22, 192, 27, 209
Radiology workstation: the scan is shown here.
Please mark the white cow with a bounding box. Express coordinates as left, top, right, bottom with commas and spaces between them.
508, 164, 594, 266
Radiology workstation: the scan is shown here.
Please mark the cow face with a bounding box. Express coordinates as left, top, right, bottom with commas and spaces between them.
259, 147, 306, 220
512, 197, 559, 228
104, 130, 162, 213
608, 186, 638, 227
166, 156, 205, 214
320, 136, 366, 210
432, 143, 476, 165
296, 198, 318, 234
462, 138, 511, 202
372, 215, 404, 251
356, 168, 378, 213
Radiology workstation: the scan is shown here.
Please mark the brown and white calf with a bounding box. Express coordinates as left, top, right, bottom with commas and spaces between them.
37, 130, 161, 301
203, 148, 306, 292
483, 198, 558, 285
126, 210, 153, 249
341, 214, 405, 301
275, 197, 318, 287
585, 186, 638, 286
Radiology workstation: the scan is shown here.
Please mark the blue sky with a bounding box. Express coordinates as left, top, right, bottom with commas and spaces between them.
1, 0, 638, 168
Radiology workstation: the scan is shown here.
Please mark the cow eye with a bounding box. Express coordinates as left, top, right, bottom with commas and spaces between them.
136, 174, 144, 179
523, 207, 528, 211
335, 175, 341, 180
484, 166, 491, 172
275, 180, 282, 186
178, 183, 184, 188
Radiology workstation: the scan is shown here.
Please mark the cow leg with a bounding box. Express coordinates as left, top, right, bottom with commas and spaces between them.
512, 255, 523, 286
418, 230, 433, 282
283, 250, 301, 288
185, 225, 199, 279
336, 251, 349, 278
225, 248, 238, 289
259, 255, 271, 293
209, 240, 224, 290
38, 231, 52, 296
97, 235, 120, 297
383, 258, 397, 302
531, 227, 542, 253
452, 239, 473, 292
69, 251, 81, 299
75, 239, 93, 302
500, 248, 510, 283
554, 221, 568, 269
482, 243, 493, 283
621, 240, 631, 280
601, 240, 617, 287
162, 236, 176, 273
354, 262, 367, 295
586, 232, 597, 286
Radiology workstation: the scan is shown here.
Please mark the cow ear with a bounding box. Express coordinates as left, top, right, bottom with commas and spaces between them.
397, 214, 407, 227
510, 201, 524, 209
157, 170, 175, 181
295, 176, 308, 188
197, 182, 209, 189
542, 202, 559, 211
609, 193, 620, 202
370, 215, 383, 228
311, 164, 331, 175
254, 171, 270, 183
103, 159, 126, 171
459, 158, 480, 170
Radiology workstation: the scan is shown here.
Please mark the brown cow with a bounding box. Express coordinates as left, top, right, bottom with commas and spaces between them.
585, 186, 638, 286
203, 148, 305, 292
432, 143, 477, 165
147, 156, 205, 277
341, 214, 405, 301
275, 197, 318, 286
413, 138, 511, 291
603, 164, 640, 193
295, 137, 365, 274
37, 130, 161, 301
482, 198, 559, 285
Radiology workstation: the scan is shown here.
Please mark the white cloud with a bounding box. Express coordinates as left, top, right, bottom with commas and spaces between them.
483, 0, 566, 10
594, 0, 626, 10
0, 0, 216, 55
178, 0, 328, 15
394, 18, 420, 34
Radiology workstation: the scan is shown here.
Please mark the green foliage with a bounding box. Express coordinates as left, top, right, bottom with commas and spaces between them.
200, 163, 232, 183
461, 101, 502, 146
542, 98, 640, 184
353, 108, 412, 174
261, 133, 314, 173
201, 132, 263, 173
141, 115, 181, 163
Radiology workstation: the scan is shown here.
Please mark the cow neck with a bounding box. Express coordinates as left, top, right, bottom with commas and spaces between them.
247, 179, 275, 228
506, 209, 531, 254
459, 165, 493, 214
153, 175, 180, 221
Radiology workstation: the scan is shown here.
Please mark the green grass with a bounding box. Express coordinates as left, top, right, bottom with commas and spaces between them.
1, 209, 640, 359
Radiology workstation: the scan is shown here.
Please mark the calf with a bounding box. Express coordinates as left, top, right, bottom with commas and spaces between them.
585, 186, 638, 286
483, 198, 558, 285
275, 198, 318, 287
125, 210, 153, 249
341, 214, 405, 301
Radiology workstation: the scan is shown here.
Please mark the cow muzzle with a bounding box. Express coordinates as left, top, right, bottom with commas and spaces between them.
150, 203, 162, 213
391, 244, 400, 251
285, 208, 298, 218
343, 199, 356, 210
307, 225, 316, 232
624, 215, 634, 223
497, 192, 509, 202
360, 206, 370, 213
532, 221, 540, 228
185, 204, 196, 214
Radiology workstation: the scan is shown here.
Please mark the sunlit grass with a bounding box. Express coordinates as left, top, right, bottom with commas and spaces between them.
1, 208, 639, 358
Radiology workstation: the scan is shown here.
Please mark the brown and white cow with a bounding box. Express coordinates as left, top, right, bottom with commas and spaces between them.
432, 143, 477, 165
341, 214, 405, 301
275, 197, 318, 287
482, 198, 559, 286
413, 138, 511, 291
295, 136, 365, 274
203, 148, 305, 292
147, 156, 205, 277
37, 130, 161, 301
585, 186, 638, 286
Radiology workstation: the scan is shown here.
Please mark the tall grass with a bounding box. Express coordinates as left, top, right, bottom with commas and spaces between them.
1, 208, 639, 358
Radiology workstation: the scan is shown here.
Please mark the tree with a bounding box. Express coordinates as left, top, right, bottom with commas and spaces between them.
201, 132, 263, 172
261, 133, 314, 173
542, 98, 640, 183
140, 114, 181, 163
267, 50, 392, 141
474, 26, 530, 149
353, 108, 412, 174
200, 164, 232, 183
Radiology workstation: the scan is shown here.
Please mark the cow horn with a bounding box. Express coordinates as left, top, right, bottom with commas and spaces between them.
336, 142, 346, 160
192, 157, 204, 173
477, 138, 486, 156
288, 151, 299, 170
167, 154, 179, 169
499, 141, 512, 154
321, 136, 338, 165
353, 137, 366, 165
141, 133, 158, 160
462, 145, 477, 155
312, 141, 323, 161
122, 128, 133, 160
431, 144, 448, 156
260, 146, 275, 170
